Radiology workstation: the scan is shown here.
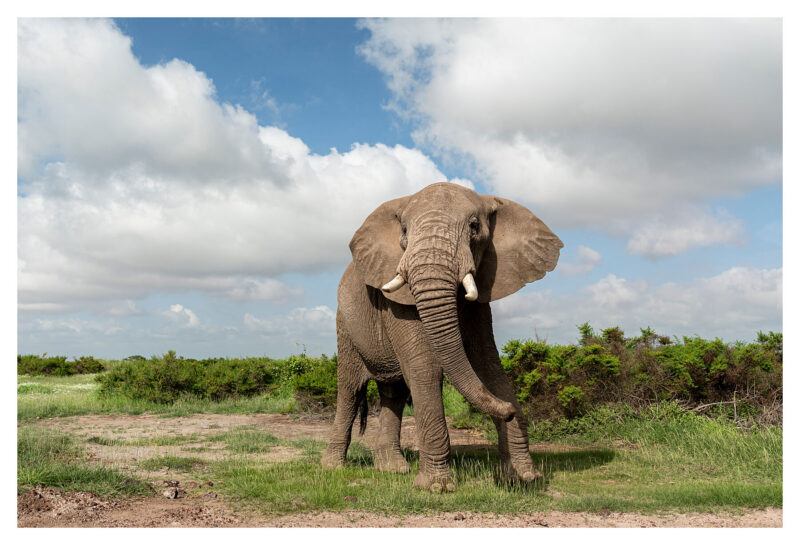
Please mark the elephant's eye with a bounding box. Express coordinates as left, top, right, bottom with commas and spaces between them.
401, 225, 407, 235
469, 218, 480, 233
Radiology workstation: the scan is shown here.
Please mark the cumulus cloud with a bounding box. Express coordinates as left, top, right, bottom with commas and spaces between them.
358, 18, 781, 233
493, 266, 782, 344
559, 245, 602, 276
165, 304, 200, 328
18, 18, 458, 312
626, 208, 747, 258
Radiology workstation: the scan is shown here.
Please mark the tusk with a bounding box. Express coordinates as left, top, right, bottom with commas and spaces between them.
381, 274, 406, 292
462, 273, 478, 301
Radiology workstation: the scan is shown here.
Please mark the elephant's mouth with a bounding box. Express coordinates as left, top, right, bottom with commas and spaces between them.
382, 272, 478, 301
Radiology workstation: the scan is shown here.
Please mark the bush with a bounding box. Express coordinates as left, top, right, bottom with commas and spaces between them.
18, 354, 105, 376
289, 354, 339, 406
502, 326, 782, 423
96, 351, 280, 403
96, 350, 348, 408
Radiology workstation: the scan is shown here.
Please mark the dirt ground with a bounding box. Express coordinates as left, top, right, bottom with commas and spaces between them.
18, 413, 783, 528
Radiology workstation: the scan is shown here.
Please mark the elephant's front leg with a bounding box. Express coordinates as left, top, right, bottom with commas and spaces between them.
406, 362, 455, 492
462, 304, 543, 484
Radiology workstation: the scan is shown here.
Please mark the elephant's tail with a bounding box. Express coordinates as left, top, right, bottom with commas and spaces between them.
357, 386, 368, 436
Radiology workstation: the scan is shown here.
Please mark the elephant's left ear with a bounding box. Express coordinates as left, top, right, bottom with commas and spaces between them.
475, 196, 563, 303
349, 196, 415, 305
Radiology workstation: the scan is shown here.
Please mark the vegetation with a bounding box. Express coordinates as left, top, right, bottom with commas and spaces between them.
17, 378, 781, 515
20, 327, 782, 430
93, 350, 342, 406
19, 327, 782, 433
17, 372, 298, 422
138, 456, 205, 472
16, 326, 782, 516
17, 427, 151, 496
18, 354, 104, 376
501, 325, 782, 425
215, 407, 781, 514
86, 434, 200, 447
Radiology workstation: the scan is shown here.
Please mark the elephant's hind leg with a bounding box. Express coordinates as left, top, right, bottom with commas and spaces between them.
321, 331, 369, 469
374, 382, 410, 473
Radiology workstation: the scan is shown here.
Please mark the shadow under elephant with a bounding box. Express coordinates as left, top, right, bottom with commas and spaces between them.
344, 441, 615, 492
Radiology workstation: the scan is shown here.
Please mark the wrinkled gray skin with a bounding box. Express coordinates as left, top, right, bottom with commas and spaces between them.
320, 183, 563, 492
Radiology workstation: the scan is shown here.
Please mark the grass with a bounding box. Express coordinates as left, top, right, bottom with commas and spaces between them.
17, 373, 782, 516
139, 456, 205, 472
208, 425, 327, 461
207, 427, 283, 453
18, 384, 56, 395
17, 373, 299, 422
17, 427, 152, 496
86, 434, 200, 447
214, 414, 781, 515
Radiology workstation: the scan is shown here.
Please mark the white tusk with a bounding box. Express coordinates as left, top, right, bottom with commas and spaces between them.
381, 274, 406, 292
462, 273, 478, 301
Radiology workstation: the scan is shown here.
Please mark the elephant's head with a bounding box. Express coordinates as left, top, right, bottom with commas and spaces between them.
350, 182, 563, 421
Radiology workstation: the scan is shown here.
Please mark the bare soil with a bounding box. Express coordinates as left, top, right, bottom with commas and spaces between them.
19, 413, 782, 528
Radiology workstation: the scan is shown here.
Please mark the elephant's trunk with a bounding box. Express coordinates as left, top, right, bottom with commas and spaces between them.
406, 229, 517, 422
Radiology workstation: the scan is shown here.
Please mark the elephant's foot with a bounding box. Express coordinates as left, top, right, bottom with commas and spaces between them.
320, 447, 346, 469
496, 458, 543, 485
413, 471, 456, 493
374, 447, 410, 474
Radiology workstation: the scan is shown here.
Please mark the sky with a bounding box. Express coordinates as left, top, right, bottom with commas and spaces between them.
16, 17, 782, 359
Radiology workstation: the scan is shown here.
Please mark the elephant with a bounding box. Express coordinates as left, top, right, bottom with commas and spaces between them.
320, 182, 563, 492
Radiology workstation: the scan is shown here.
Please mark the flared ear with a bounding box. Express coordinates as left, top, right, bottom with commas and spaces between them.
349, 196, 415, 305
476, 197, 563, 303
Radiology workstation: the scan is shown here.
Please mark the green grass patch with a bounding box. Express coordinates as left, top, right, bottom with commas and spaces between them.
214, 421, 780, 516
18, 383, 56, 395
209, 404, 781, 516
203, 426, 326, 462
17, 373, 298, 422
86, 434, 200, 447
139, 456, 205, 472
17, 427, 151, 496
207, 427, 283, 453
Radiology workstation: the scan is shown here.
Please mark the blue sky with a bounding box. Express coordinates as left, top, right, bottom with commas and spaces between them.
17, 18, 782, 359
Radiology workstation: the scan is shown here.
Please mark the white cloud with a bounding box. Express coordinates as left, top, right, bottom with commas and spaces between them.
358, 18, 781, 232
106, 300, 142, 317
559, 245, 602, 276
626, 208, 747, 258
493, 267, 782, 344
244, 305, 336, 338
165, 304, 200, 328
584, 274, 645, 309
17, 18, 458, 312
29, 317, 122, 338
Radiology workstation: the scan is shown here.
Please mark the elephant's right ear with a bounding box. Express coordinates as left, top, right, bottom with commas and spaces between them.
349, 196, 415, 305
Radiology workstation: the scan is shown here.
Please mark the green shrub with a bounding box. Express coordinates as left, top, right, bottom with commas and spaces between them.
96, 350, 348, 408
197, 357, 280, 401
18, 354, 105, 376
557, 385, 586, 416
290, 354, 339, 406
502, 326, 782, 423
96, 350, 279, 403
